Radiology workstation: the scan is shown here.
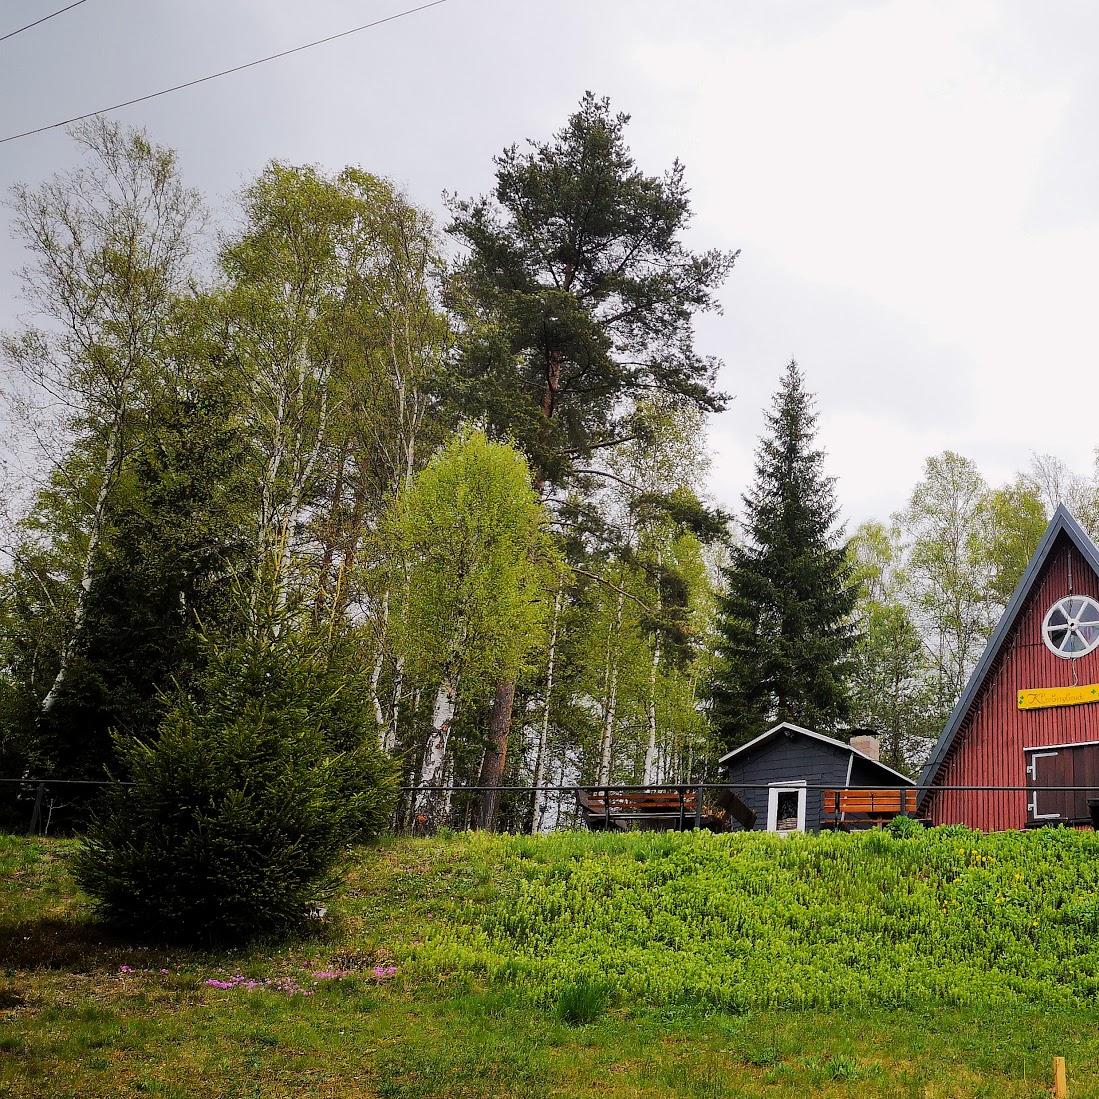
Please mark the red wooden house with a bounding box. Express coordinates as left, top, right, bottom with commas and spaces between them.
921, 505, 1099, 829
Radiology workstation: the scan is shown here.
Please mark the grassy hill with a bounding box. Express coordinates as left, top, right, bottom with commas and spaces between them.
5, 827, 1099, 1097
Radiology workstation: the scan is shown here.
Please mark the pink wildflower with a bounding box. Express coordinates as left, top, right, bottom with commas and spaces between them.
118, 965, 133, 974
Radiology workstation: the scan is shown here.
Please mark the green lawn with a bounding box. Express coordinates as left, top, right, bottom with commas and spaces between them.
4, 829, 1099, 1098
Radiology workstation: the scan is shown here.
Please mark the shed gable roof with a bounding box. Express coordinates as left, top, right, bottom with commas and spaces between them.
919, 505, 1099, 790
719, 721, 915, 784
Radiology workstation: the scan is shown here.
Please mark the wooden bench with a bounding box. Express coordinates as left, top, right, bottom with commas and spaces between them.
821, 788, 923, 830
576, 788, 755, 832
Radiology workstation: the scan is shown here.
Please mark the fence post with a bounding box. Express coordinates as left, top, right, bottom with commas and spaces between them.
1054, 1056, 1067, 1098
604, 786, 611, 831
678, 786, 686, 831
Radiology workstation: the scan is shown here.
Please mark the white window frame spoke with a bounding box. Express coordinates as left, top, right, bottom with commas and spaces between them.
1042, 596, 1099, 660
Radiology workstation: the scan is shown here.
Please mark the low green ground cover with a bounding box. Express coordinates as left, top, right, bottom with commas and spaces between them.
414, 825, 1099, 1010
4, 829, 1099, 1098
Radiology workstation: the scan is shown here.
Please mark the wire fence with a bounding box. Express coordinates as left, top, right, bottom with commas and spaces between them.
5, 776, 1099, 837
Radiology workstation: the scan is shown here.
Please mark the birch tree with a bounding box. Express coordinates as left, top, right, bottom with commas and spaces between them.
220, 164, 360, 616
847, 521, 937, 771
895, 451, 996, 719
384, 431, 561, 825
2, 119, 203, 720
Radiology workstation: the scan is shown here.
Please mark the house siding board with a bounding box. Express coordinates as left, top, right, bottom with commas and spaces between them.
926, 533, 1099, 829
721, 732, 851, 832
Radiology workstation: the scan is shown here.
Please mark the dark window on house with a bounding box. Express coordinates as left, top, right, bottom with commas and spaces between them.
776, 790, 800, 831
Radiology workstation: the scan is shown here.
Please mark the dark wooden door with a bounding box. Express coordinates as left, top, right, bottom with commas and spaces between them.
1026, 749, 1072, 823
1067, 744, 1099, 823
1026, 744, 1099, 824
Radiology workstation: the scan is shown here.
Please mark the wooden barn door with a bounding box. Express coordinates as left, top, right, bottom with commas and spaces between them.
1026, 745, 1099, 824
1026, 749, 1072, 823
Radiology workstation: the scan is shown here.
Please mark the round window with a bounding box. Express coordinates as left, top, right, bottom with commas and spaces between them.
1042, 596, 1099, 659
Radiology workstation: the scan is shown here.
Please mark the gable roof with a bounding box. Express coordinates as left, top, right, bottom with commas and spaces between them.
719, 721, 915, 785
919, 505, 1099, 791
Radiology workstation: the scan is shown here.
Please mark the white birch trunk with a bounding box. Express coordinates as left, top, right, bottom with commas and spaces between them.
531, 586, 563, 831
596, 588, 626, 787
416, 680, 455, 823
41, 420, 121, 716
386, 655, 406, 754
370, 589, 390, 745
642, 630, 662, 786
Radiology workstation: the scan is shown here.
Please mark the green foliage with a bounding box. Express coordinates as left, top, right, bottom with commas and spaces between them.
885, 814, 925, 838
712, 362, 859, 747
74, 628, 397, 942
979, 478, 1048, 605
29, 318, 254, 782
414, 828, 1099, 1011
851, 462, 1057, 772
895, 451, 996, 721
554, 977, 610, 1025
386, 429, 562, 698
0, 119, 206, 786
846, 521, 937, 771
447, 91, 736, 488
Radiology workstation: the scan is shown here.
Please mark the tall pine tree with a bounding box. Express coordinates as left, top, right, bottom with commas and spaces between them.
712, 362, 858, 748
446, 93, 736, 820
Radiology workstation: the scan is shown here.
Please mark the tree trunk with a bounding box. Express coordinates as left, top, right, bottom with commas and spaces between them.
312, 436, 349, 623
596, 588, 626, 786
387, 655, 406, 754
531, 585, 563, 832
478, 678, 517, 830
370, 588, 390, 747
41, 419, 121, 717
642, 631, 662, 786
416, 679, 456, 827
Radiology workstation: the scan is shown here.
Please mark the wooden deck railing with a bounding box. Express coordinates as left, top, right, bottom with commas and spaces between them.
575, 787, 756, 832
821, 787, 919, 828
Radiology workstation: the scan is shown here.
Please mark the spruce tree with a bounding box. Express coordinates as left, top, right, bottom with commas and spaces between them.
712, 362, 858, 748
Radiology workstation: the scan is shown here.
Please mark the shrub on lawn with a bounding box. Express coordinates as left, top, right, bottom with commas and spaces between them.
885, 814, 925, 838
74, 628, 398, 942
555, 977, 610, 1025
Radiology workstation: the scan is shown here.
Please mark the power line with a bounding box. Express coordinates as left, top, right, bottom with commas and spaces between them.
0, 0, 88, 44
0, 0, 452, 145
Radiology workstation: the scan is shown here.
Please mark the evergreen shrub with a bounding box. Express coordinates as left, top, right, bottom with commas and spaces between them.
74, 628, 397, 942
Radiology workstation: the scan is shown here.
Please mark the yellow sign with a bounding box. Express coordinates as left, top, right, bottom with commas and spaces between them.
1018, 683, 1099, 710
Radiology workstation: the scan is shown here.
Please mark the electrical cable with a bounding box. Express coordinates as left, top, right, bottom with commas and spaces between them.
0, 0, 88, 45
0, 0, 451, 144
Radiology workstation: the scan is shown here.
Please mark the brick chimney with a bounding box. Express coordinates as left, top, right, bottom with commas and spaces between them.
850, 732, 880, 762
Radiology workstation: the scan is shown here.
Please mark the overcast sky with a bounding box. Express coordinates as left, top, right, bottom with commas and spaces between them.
2, 0, 1097, 527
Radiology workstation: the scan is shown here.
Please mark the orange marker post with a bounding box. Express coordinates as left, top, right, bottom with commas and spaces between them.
1053, 1055, 1067, 1098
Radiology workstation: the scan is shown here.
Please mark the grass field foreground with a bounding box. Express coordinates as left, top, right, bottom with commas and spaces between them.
4, 828, 1099, 1098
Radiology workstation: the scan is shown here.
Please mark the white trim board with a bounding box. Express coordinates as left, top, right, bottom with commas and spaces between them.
1023, 739, 1099, 753
766, 780, 807, 833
